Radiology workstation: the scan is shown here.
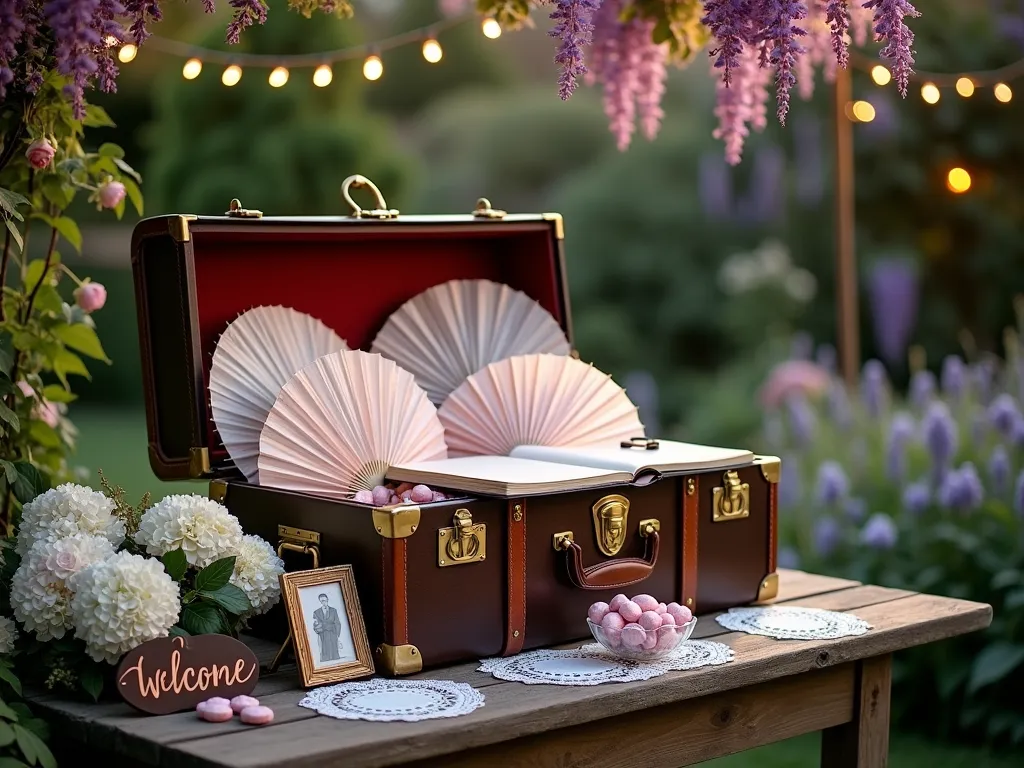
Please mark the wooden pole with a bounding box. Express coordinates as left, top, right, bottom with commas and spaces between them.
834, 66, 860, 388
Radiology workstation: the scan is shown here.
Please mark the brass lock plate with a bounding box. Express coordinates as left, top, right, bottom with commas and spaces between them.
278, 525, 321, 546
592, 494, 630, 556
437, 509, 486, 567
712, 470, 750, 522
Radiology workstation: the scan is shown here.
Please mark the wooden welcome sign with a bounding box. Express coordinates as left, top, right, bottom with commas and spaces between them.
116, 635, 259, 715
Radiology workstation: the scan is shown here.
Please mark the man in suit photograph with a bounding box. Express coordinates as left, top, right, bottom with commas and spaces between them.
312, 593, 343, 663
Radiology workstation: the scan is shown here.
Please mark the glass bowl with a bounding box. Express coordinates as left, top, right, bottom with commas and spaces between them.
586, 617, 697, 661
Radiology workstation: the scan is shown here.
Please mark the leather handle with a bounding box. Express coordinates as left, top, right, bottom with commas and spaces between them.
559, 531, 660, 590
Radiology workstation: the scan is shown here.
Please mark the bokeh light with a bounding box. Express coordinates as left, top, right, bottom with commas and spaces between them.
182, 58, 203, 80
871, 66, 892, 86
221, 65, 242, 87
482, 18, 502, 39
955, 77, 975, 97
268, 66, 289, 88
118, 44, 137, 63
313, 65, 333, 87
995, 83, 1013, 103
921, 83, 941, 104
851, 101, 876, 122
422, 39, 443, 64
363, 55, 384, 81
947, 167, 972, 193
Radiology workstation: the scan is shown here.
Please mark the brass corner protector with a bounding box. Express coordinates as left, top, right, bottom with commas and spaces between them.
756, 572, 779, 602
754, 455, 782, 484
188, 447, 210, 477
170, 215, 197, 242
371, 505, 421, 539
208, 479, 228, 504
542, 212, 565, 240
375, 643, 422, 676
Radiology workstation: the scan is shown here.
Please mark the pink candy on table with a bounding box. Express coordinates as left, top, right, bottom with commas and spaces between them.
642, 632, 659, 650
352, 489, 374, 504
656, 627, 679, 651
240, 705, 275, 725
230, 695, 259, 714
660, 612, 676, 628
656, 602, 668, 614
608, 594, 629, 612
666, 602, 693, 627
588, 601, 609, 624
371, 486, 392, 506
196, 697, 230, 714
638, 611, 662, 631
633, 594, 660, 612
410, 484, 433, 503
620, 623, 646, 649
618, 600, 642, 623
199, 703, 234, 722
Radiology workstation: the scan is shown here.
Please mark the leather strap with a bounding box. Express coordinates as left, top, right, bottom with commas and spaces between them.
768, 479, 778, 573
682, 477, 699, 612
382, 539, 408, 645
562, 531, 660, 590
503, 499, 527, 656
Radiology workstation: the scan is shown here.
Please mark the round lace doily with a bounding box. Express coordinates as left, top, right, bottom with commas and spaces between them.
715, 606, 872, 640
579, 639, 735, 671
298, 679, 485, 722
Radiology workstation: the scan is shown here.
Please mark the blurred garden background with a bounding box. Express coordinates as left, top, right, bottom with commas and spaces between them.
43, 0, 1024, 764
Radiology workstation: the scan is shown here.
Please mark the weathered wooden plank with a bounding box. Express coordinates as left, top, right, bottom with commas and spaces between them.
766, 569, 863, 604
821, 655, 893, 767
401, 664, 855, 768
163, 592, 990, 768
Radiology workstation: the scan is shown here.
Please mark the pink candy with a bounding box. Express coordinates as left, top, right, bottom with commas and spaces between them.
621, 623, 646, 648
369, 484, 449, 506
638, 611, 662, 631
589, 593, 692, 654
618, 600, 642, 623
588, 601, 609, 624
600, 611, 625, 632
432, 491, 447, 502
642, 632, 659, 650
198, 702, 234, 722
240, 705, 275, 725
660, 612, 676, 628
197, 697, 229, 714
353, 489, 374, 504
656, 602, 668, 614
607, 594, 629, 612
230, 695, 260, 714
395, 483, 414, 494
410, 485, 433, 503
633, 594, 660, 612
666, 602, 693, 627
371, 486, 392, 506
656, 627, 679, 650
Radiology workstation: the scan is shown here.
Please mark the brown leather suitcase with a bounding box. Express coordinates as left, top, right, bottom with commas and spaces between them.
131, 178, 780, 676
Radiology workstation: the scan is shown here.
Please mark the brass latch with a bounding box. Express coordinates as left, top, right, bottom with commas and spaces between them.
591, 494, 630, 556
713, 470, 750, 522
276, 525, 321, 568
225, 198, 263, 218
472, 197, 506, 219
437, 509, 486, 567
342, 174, 399, 219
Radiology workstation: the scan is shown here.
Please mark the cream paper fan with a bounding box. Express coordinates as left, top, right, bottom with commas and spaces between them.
258, 350, 448, 499
370, 279, 571, 405
438, 354, 644, 456
209, 306, 348, 482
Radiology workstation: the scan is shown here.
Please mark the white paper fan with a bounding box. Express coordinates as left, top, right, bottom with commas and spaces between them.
438, 354, 645, 456
370, 279, 571, 405
258, 350, 448, 499
209, 306, 348, 482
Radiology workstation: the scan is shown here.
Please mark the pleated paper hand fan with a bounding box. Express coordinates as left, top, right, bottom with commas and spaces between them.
258, 350, 448, 499
370, 279, 571, 405
209, 306, 348, 482
438, 354, 645, 456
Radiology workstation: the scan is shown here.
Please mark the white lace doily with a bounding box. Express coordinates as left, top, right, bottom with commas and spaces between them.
715, 606, 872, 640
479, 640, 734, 686
298, 679, 485, 722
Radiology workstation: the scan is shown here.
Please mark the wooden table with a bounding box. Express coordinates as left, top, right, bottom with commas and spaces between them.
29, 570, 991, 768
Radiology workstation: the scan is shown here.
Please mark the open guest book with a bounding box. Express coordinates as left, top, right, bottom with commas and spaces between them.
386, 439, 754, 497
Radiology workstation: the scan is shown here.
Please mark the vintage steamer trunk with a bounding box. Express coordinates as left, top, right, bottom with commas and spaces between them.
131, 177, 780, 676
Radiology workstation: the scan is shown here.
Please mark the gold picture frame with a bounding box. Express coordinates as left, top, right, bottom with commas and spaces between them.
279, 565, 375, 687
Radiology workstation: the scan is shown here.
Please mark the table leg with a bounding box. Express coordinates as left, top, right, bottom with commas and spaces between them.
821, 654, 892, 768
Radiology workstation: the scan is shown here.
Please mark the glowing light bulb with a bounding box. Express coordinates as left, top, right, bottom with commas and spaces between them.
182, 58, 203, 80
363, 55, 383, 81
995, 82, 1013, 103
118, 44, 138, 63
268, 66, 289, 88
313, 64, 333, 87
870, 65, 891, 86
422, 38, 443, 64
851, 101, 876, 122
482, 18, 502, 39
947, 167, 971, 194
955, 77, 975, 97
222, 65, 242, 87
921, 82, 940, 104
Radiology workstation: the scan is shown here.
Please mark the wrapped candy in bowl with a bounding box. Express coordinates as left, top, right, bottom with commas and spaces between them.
586, 594, 697, 661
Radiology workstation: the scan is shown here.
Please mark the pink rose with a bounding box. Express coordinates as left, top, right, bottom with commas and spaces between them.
25, 139, 55, 170
74, 282, 107, 313
16, 381, 33, 398
98, 180, 126, 209
35, 400, 60, 429
759, 360, 831, 410
55, 551, 78, 571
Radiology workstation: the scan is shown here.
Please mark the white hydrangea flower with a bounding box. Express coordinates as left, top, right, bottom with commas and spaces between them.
0, 617, 17, 654
135, 494, 243, 569
10, 534, 116, 641
16, 483, 124, 557
70, 552, 181, 664
229, 535, 285, 616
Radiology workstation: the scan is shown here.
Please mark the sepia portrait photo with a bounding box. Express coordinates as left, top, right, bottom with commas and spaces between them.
280, 565, 374, 687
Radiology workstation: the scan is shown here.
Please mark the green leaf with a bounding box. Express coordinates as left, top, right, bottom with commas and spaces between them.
0, 665, 22, 697
40, 385, 76, 404
113, 157, 142, 184
13, 723, 55, 768
52, 323, 108, 362
967, 642, 1024, 694
51, 217, 82, 253
195, 556, 236, 592
0, 758, 28, 768
52, 349, 90, 387
0, 189, 30, 219
199, 584, 251, 616
98, 143, 125, 159
39, 177, 73, 211
123, 178, 144, 217
169, 625, 191, 639
32, 286, 62, 316
0, 461, 17, 486
3, 221, 22, 254
0, 698, 18, 721
0, 721, 14, 747
180, 601, 226, 636
24, 259, 58, 291
79, 663, 104, 702
0, 402, 19, 433
0, 332, 12, 373
114, 197, 125, 221
12, 463, 47, 505
161, 548, 188, 582
83, 104, 116, 127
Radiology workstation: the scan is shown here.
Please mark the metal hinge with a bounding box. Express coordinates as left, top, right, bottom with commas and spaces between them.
342, 175, 399, 219
225, 198, 263, 218
472, 198, 506, 219
713, 470, 750, 522
437, 509, 486, 567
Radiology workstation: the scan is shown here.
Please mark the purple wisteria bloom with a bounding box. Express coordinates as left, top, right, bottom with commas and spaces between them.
825, 0, 851, 68
827, 380, 853, 430
764, 0, 809, 125
123, 0, 163, 47
862, 0, 920, 97
867, 259, 918, 367
0, 0, 27, 98
988, 394, 1021, 439
861, 359, 889, 417
712, 44, 772, 165
885, 411, 916, 481
860, 513, 898, 549
988, 445, 1011, 494
910, 370, 936, 409
921, 400, 959, 470
812, 516, 842, 557
1014, 470, 1024, 517
844, 496, 867, 522
1012, 416, 1024, 449
702, 0, 750, 86
901, 481, 930, 515
815, 460, 849, 505
635, 24, 667, 141
941, 355, 967, 398
937, 462, 984, 512
226, 0, 267, 46
786, 394, 818, 446
972, 359, 996, 402
550, 0, 600, 100
44, 0, 102, 118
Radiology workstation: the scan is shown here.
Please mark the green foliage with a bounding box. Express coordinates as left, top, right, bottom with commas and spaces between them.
0, 661, 55, 768
173, 554, 251, 637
